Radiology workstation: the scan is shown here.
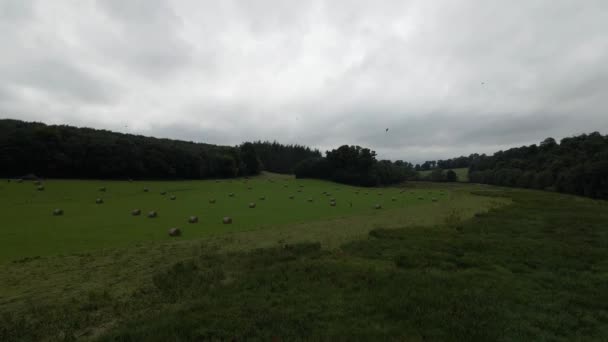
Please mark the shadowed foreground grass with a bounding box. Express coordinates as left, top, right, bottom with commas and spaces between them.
2, 187, 608, 340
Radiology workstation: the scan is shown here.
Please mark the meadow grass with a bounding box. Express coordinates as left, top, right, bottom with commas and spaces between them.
1, 177, 607, 340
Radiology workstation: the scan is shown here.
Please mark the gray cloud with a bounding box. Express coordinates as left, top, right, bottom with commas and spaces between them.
1, 0, 607, 163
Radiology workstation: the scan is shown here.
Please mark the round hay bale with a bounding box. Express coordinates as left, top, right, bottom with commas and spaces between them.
147, 211, 157, 218
374, 204, 382, 209
209, 199, 216, 204
307, 198, 313, 202
391, 197, 396, 202
132, 209, 141, 216
168, 228, 181, 237
143, 188, 149, 192
160, 191, 167, 195
99, 187, 106, 192
188, 216, 198, 223
223, 216, 232, 224
322, 191, 327, 195
259, 196, 265, 200
418, 197, 424, 200
247, 186, 252, 190
36, 185, 45, 191
170, 195, 176, 200
297, 189, 302, 193
53, 208, 63, 216
431, 198, 438, 202
330, 201, 336, 207
228, 192, 235, 197
34, 180, 41, 186
364, 192, 368, 195
128, 178, 133, 182
249, 202, 256, 208
326, 193, 331, 197
299, 184, 304, 188
96, 198, 104, 204
289, 195, 294, 199
355, 191, 359, 194
330, 198, 336, 202
378, 193, 383, 196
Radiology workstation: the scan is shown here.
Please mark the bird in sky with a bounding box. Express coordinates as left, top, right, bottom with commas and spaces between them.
385, 128, 389, 132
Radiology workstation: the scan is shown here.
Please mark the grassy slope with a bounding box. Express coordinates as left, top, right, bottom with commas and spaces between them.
418, 167, 469, 182
2, 181, 608, 340
0, 175, 482, 262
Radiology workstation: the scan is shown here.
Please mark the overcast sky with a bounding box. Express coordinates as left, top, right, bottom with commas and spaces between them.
1, 0, 607, 163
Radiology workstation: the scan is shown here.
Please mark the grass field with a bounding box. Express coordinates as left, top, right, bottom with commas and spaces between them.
0, 173, 490, 262
418, 167, 469, 182
2, 174, 607, 340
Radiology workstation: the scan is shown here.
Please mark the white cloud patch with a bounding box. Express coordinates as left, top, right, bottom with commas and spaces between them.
1, 0, 607, 162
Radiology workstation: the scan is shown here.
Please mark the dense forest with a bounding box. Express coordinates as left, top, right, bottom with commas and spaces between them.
294, 145, 416, 186
0, 119, 261, 179
415, 155, 476, 171
468, 133, 608, 199
250, 141, 321, 174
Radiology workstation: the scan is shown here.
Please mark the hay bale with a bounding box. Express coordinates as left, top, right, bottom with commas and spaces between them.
36, 185, 45, 191
216, 180, 220, 183
431, 198, 438, 202
96, 198, 104, 204
259, 196, 265, 200
330, 198, 336, 202
34, 180, 41, 186
143, 188, 149, 192
170, 195, 176, 200
289, 195, 294, 199
297, 189, 302, 193
374, 204, 382, 209
418, 197, 424, 200
132, 209, 141, 216
188, 216, 198, 223
249, 202, 256, 208
160, 191, 167, 195
223, 216, 232, 224
299, 184, 304, 188
168, 228, 181, 237
307, 198, 313, 202
209, 199, 216, 204
229, 192, 235, 197
322, 191, 327, 195
247, 186, 252, 190
147, 211, 157, 218
378, 193, 383, 196
329, 201, 336, 207
99, 187, 106, 192
391, 197, 396, 202
53, 208, 63, 216
355, 191, 359, 194
364, 192, 368, 195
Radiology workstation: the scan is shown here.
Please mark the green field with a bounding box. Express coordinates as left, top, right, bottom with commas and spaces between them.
2, 175, 608, 340
418, 167, 469, 182
0, 173, 491, 262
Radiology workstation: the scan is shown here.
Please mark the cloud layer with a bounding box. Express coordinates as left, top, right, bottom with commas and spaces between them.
1, 0, 607, 162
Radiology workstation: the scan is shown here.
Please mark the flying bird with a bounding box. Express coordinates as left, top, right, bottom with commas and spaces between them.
385, 128, 389, 132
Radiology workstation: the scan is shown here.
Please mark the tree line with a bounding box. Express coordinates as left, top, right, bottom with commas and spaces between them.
468, 133, 608, 199
294, 145, 416, 186
0, 119, 259, 179
249, 141, 321, 174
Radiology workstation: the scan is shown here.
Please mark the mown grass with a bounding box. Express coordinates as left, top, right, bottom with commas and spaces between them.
1, 182, 607, 340
0, 174, 482, 262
